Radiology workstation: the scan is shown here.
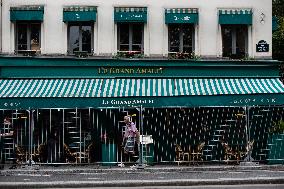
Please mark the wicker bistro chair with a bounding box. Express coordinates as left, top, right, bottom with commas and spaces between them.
70, 143, 94, 164
175, 144, 183, 162
63, 144, 76, 163
191, 142, 205, 164
15, 145, 28, 164
175, 144, 192, 165
221, 142, 247, 164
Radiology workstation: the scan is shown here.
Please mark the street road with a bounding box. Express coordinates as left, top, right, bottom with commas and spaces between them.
1, 169, 284, 188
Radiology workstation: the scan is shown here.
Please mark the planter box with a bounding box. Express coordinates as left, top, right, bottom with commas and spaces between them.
101, 143, 117, 166
267, 134, 284, 164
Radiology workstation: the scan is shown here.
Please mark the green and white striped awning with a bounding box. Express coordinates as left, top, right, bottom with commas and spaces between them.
165, 8, 198, 24
114, 7, 147, 23
0, 78, 283, 98
0, 78, 284, 109
219, 9, 252, 25
63, 6, 97, 22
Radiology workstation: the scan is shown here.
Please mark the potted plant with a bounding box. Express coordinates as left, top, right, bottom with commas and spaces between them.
267, 120, 284, 164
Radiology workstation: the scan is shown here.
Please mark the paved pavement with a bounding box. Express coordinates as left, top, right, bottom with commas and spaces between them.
0, 164, 284, 188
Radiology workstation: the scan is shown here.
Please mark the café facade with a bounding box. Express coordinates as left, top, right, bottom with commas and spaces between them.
0, 0, 283, 165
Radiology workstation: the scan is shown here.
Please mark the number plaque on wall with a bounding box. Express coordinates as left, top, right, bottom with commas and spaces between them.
256, 40, 269, 52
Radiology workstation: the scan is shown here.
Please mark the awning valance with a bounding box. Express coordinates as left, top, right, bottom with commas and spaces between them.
165, 8, 198, 24
219, 9, 252, 25
63, 6, 97, 22
0, 78, 283, 109
10, 6, 44, 22
114, 7, 147, 23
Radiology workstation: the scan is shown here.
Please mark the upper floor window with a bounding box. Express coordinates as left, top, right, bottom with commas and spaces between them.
114, 7, 147, 54
117, 23, 143, 52
168, 24, 194, 53
165, 8, 198, 57
67, 22, 93, 55
219, 9, 252, 59
16, 22, 41, 52
221, 25, 248, 59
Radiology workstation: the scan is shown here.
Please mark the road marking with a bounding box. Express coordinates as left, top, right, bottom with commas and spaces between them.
87, 178, 101, 180
80, 173, 107, 175
18, 174, 50, 177
157, 176, 165, 179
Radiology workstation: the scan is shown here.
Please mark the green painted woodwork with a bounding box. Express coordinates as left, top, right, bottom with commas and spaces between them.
143, 143, 154, 164
63, 11, 96, 22
10, 10, 44, 21
114, 7, 147, 23
273, 16, 278, 31
219, 9, 252, 25
0, 57, 281, 78
268, 134, 284, 164
101, 143, 117, 165
165, 13, 198, 24
0, 93, 283, 109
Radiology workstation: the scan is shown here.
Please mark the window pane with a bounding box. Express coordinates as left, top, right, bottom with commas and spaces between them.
168, 24, 180, 52
132, 24, 142, 46
221, 26, 232, 57
17, 24, 28, 50
183, 25, 193, 53
30, 24, 41, 51
236, 26, 247, 58
69, 26, 79, 53
170, 46, 179, 52
82, 26, 92, 53
119, 45, 129, 51
222, 25, 247, 58
132, 45, 142, 51
119, 24, 129, 51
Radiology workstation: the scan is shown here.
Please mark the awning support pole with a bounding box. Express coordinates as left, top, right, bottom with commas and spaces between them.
137, 105, 145, 169
241, 106, 257, 166
27, 109, 35, 166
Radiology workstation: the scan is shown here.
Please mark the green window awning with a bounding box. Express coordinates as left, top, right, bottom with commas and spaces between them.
273, 16, 278, 31
0, 78, 284, 109
114, 7, 147, 23
63, 6, 97, 22
219, 9, 252, 25
165, 8, 198, 24
10, 6, 44, 22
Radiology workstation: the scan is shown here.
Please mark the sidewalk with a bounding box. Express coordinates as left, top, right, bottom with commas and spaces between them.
1, 164, 284, 188
1, 163, 284, 174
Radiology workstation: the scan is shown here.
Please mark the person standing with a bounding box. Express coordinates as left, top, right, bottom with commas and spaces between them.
123, 116, 137, 155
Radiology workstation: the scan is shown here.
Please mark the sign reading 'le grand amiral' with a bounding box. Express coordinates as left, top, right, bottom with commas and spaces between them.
98, 67, 164, 75
102, 99, 155, 107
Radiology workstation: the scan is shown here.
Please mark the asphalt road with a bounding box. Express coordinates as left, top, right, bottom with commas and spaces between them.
1, 168, 284, 188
